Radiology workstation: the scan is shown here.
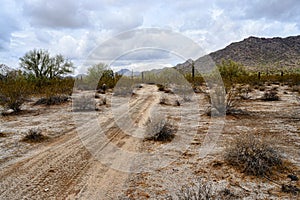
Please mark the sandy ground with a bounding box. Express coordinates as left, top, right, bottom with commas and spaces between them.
0, 84, 299, 199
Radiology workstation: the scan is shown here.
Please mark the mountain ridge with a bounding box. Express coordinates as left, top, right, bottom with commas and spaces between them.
175, 35, 300, 73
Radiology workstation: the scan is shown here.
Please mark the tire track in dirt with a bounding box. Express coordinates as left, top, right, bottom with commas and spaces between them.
0, 84, 160, 200
72, 85, 161, 199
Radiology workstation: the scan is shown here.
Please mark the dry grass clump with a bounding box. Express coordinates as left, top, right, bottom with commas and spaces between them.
262, 90, 280, 101
224, 133, 283, 177
22, 129, 48, 143
144, 116, 175, 142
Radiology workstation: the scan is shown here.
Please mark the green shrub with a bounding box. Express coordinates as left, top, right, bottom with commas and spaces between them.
0, 75, 32, 112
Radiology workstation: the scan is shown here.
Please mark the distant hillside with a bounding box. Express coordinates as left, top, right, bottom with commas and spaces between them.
117, 69, 140, 76
175, 35, 300, 73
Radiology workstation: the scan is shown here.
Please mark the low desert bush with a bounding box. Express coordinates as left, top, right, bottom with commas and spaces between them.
144, 117, 175, 142
22, 129, 48, 143
0, 76, 32, 112
34, 95, 69, 105
176, 178, 237, 200
262, 90, 280, 101
206, 86, 242, 116
157, 84, 165, 91
224, 133, 283, 177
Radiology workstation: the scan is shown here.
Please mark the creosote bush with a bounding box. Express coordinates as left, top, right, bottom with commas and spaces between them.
22, 129, 48, 143
0, 75, 32, 112
144, 116, 175, 142
224, 133, 283, 177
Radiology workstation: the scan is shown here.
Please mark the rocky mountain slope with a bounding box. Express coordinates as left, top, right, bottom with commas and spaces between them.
175, 35, 300, 73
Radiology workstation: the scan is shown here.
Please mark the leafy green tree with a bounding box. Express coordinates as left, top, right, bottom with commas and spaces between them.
20, 49, 74, 79
217, 59, 247, 86
85, 63, 115, 89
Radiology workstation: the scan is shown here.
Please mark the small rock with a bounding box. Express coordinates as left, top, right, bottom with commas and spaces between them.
2, 109, 14, 115
44, 188, 49, 192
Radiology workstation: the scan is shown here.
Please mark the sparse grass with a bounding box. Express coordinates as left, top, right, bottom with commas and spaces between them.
22, 129, 48, 143
224, 133, 283, 177
144, 117, 175, 142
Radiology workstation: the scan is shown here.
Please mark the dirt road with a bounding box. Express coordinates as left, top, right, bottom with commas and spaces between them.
0, 84, 160, 200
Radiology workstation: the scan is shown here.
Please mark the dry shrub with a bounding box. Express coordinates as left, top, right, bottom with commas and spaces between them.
176, 179, 237, 200
22, 129, 48, 143
224, 133, 283, 177
144, 116, 175, 142
262, 90, 280, 101
34, 96, 69, 105
206, 86, 242, 116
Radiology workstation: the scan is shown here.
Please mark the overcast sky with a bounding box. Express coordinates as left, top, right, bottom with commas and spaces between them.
1, 0, 300, 74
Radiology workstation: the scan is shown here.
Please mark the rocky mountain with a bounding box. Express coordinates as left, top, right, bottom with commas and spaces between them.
175, 35, 300, 73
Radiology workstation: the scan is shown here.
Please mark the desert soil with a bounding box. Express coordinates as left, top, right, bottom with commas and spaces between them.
0, 84, 299, 199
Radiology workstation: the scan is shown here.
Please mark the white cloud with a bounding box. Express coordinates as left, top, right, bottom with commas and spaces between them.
0, 0, 300, 73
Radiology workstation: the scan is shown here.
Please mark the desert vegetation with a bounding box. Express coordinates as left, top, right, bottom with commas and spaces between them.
0, 50, 299, 199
